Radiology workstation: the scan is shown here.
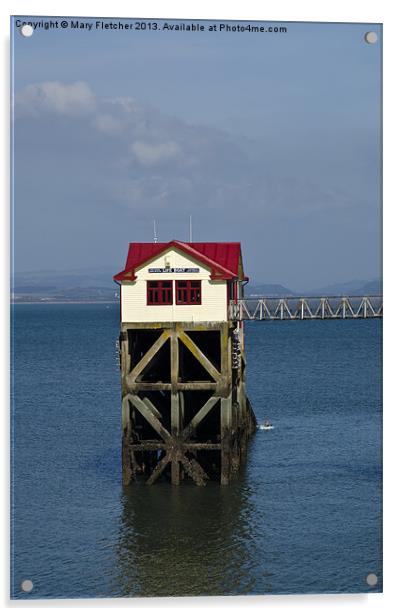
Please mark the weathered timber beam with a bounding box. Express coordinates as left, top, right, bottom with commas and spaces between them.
122, 436, 133, 486
170, 329, 179, 390
171, 400, 180, 484
127, 330, 170, 384
178, 331, 221, 382
170, 451, 180, 486
170, 329, 181, 485
184, 443, 221, 450
129, 449, 142, 476
175, 322, 223, 331
125, 382, 218, 393
177, 382, 218, 391
120, 335, 130, 378
220, 322, 232, 386
221, 393, 232, 486
127, 383, 172, 391
188, 457, 209, 481
122, 395, 131, 433
181, 396, 219, 440
146, 453, 171, 485
178, 454, 207, 486
142, 396, 162, 420
128, 394, 172, 443
131, 441, 167, 451
131, 442, 220, 452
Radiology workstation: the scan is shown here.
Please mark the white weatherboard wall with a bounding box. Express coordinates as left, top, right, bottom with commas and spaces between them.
121, 248, 228, 323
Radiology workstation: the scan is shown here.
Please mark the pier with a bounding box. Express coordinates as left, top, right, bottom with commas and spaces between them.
229, 296, 383, 321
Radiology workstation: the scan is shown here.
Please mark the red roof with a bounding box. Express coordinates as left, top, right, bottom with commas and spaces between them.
114, 240, 246, 282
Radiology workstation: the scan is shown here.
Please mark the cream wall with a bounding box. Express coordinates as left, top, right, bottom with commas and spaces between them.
121, 248, 228, 323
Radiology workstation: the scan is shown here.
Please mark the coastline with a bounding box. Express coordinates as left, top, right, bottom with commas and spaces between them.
11, 300, 119, 305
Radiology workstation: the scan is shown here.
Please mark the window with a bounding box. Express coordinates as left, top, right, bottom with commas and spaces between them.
147, 280, 173, 305
175, 280, 201, 305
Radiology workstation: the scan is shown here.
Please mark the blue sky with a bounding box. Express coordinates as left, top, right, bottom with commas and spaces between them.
11, 17, 381, 288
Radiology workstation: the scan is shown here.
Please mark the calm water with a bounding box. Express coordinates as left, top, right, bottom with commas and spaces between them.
10, 305, 382, 599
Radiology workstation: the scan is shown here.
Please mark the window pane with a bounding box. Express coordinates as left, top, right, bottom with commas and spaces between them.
175, 280, 201, 304
190, 289, 201, 303
149, 289, 158, 303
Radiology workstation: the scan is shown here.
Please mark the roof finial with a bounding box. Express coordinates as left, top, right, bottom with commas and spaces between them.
189, 215, 192, 243
153, 219, 158, 244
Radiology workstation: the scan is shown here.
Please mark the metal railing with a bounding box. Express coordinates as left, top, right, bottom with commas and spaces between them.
229, 296, 383, 321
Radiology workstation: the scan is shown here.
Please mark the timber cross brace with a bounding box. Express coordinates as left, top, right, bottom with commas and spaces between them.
119, 322, 256, 486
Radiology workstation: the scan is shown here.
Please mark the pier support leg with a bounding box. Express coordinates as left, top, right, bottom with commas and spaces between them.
170, 329, 180, 485
171, 393, 180, 485
122, 395, 133, 485
231, 401, 240, 473
122, 437, 132, 486
221, 393, 232, 485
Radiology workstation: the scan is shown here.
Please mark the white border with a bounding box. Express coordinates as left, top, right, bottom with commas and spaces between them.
2, 1, 398, 614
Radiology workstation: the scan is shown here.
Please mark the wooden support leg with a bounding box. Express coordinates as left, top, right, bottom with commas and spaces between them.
146, 453, 171, 485
120, 331, 131, 378
171, 393, 180, 485
221, 393, 232, 485
122, 436, 132, 486
179, 453, 207, 487
170, 329, 180, 485
122, 395, 133, 485
231, 402, 240, 473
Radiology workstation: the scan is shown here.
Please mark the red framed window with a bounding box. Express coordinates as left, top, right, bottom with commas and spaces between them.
175, 280, 202, 305
147, 280, 173, 305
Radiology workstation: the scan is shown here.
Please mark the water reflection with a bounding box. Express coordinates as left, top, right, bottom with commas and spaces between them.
115, 470, 272, 597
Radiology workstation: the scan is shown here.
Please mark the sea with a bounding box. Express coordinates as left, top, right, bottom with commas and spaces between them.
10, 304, 382, 599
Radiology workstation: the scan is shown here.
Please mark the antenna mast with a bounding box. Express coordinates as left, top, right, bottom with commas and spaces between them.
153, 219, 158, 244
189, 215, 192, 243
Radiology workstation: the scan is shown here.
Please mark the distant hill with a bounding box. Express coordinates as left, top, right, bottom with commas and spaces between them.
12, 267, 116, 291
350, 280, 382, 296
304, 279, 382, 297
245, 283, 295, 297
11, 267, 119, 302
246, 279, 382, 298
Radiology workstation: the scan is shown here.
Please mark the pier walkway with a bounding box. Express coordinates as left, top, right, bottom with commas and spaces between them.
229, 296, 383, 321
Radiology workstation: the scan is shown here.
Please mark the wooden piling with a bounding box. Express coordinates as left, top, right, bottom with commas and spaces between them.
221, 393, 232, 485
170, 328, 180, 485
120, 321, 256, 486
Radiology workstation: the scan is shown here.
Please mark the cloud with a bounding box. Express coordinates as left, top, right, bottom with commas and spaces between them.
131, 140, 181, 166
13, 80, 372, 224
93, 113, 123, 136
14, 81, 96, 117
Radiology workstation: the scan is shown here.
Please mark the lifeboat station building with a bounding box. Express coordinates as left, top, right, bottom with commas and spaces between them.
114, 239, 255, 486
114, 240, 247, 323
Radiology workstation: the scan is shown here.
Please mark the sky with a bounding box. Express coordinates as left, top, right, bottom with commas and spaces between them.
11, 16, 382, 288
